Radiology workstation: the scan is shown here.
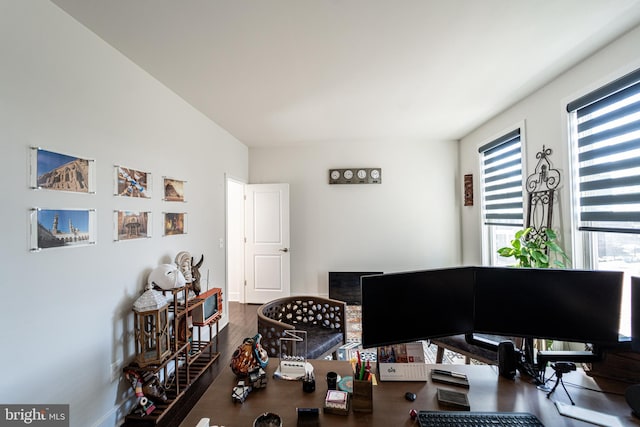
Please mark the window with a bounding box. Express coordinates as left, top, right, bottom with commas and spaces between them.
568, 67, 640, 337
479, 129, 524, 266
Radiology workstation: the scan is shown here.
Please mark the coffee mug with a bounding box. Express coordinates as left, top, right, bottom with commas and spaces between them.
326, 371, 338, 390
303, 377, 316, 393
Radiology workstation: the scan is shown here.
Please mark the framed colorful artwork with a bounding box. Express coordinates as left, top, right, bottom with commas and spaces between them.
114, 165, 152, 198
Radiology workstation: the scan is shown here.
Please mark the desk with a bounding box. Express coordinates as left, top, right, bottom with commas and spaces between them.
180, 360, 640, 427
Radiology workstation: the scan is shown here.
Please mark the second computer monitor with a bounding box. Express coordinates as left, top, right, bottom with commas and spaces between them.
473, 267, 623, 346
361, 267, 475, 348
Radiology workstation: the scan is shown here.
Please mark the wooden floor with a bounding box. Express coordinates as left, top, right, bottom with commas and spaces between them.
153, 302, 260, 427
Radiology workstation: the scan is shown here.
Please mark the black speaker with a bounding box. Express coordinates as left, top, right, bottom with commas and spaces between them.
625, 384, 640, 418
498, 341, 517, 379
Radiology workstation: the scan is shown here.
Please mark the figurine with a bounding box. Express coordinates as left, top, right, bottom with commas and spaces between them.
248, 367, 268, 389
175, 251, 193, 283
230, 334, 269, 378
148, 264, 186, 290
124, 370, 156, 416
231, 380, 251, 403
175, 252, 204, 295
190, 254, 204, 295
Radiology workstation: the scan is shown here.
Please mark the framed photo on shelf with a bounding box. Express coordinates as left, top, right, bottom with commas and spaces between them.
163, 177, 186, 202
114, 165, 152, 198
30, 208, 96, 251
114, 210, 152, 241
163, 212, 187, 236
30, 147, 95, 193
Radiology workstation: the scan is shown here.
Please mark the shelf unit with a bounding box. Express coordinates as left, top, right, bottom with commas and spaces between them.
123, 286, 221, 426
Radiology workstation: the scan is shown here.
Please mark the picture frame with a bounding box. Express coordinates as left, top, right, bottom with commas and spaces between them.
114, 165, 152, 198
30, 208, 96, 251
464, 174, 473, 206
163, 212, 187, 236
163, 177, 186, 202
30, 147, 95, 193
114, 210, 152, 241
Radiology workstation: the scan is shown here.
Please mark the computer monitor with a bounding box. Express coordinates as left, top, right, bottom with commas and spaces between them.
361, 267, 475, 348
632, 276, 640, 352
473, 267, 624, 345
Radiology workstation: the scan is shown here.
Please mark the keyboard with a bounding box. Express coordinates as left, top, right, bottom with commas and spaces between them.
418, 410, 545, 426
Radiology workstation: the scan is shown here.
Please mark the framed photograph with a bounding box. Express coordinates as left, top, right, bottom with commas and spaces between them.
163, 177, 186, 202
30, 208, 96, 251
114, 210, 152, 241
163, 212, 187, 236
114, 165, 152, 198
30, 147, 95, 193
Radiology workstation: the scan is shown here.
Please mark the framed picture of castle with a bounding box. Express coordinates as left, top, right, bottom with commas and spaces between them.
30, 147, 95, 193
114, 210, 152, 242
163, 212, 187, 236
163, 177, 186, 202
114, 165, 152, 198
30, 208, 96, 251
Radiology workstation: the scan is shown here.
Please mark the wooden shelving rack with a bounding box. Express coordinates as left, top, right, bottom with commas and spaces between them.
123, 287, 221, 426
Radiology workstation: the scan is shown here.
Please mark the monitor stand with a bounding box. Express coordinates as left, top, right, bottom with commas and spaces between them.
536, 348, 603, 366
464, 335, 601, 382
535, 348, 603, 384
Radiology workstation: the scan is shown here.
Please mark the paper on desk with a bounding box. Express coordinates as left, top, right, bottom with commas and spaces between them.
555, 401, 623, 427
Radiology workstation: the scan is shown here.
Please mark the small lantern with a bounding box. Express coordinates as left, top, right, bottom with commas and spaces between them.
133, 284, 171, 367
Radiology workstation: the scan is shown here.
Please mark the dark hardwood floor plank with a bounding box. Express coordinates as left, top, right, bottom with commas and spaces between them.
174, 302, 259, 427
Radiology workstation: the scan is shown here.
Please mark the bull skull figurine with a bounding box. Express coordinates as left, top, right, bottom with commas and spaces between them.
191, 254, 204, 296
175, 251, 205, 295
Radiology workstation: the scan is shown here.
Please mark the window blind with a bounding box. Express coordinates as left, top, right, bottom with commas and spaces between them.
569, 68, 640, 234
479, 129, 523, 226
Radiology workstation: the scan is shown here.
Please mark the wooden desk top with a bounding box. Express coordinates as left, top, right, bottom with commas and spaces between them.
180, 360, 640, 427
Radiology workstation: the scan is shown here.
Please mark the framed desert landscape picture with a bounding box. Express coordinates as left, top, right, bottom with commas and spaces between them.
31, 147, 95, 193
163, 177, 186, 202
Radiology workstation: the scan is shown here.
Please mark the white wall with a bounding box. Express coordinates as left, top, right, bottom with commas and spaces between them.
459, 24, 640, 265
0, 2, 247, 427
249, 140, 462, 295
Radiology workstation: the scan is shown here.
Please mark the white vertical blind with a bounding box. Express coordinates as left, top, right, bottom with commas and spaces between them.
479, 129, 523, 226
569, 68, 640, 234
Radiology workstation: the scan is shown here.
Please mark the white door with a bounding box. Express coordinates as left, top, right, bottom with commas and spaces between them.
226, 177, 246, 302
244, 183, 290, 304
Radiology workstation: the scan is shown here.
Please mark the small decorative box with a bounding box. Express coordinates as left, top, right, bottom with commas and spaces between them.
323, 390, 350, 415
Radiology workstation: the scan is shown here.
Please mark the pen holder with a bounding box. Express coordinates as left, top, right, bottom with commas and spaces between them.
302, 378, 316, 393
351, 379, 373, 413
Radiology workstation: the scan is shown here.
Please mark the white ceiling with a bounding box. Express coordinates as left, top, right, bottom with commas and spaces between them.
51, 0, 640, 147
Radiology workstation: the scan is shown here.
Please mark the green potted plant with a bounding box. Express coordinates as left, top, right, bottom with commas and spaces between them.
497, 227, 570, 268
